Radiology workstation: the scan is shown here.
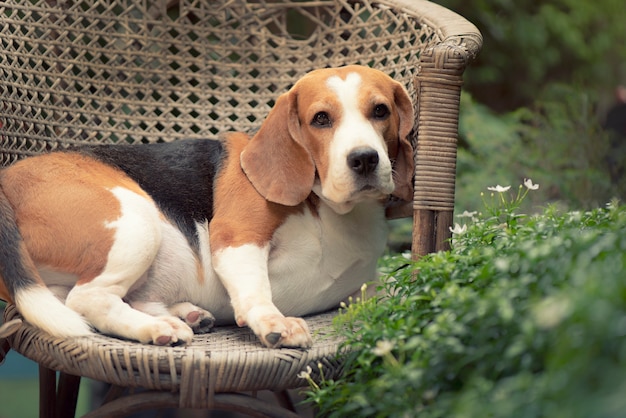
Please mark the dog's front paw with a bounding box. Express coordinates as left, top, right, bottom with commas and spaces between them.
250, 314, 312, 349
145, 316, 194, 346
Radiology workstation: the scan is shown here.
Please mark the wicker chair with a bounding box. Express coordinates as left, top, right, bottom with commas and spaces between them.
0, 0, 481, 416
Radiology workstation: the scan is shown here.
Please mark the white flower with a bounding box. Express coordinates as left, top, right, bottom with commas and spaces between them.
523, 178, 539, 190
457, 210, 478, 218
487, 185, 511, 193
372, 340, 395, 356
297, 365, 313, 379
449, 223, 467, 235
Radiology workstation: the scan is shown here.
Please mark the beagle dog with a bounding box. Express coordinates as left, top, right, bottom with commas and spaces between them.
0, 65, 414, 348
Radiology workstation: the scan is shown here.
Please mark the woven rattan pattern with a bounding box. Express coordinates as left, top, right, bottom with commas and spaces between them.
0, 0, 434, 164
3, 304, 342, 398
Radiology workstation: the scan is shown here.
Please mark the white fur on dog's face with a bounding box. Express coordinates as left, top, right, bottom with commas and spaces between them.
318, 72, 395, 212
290, 67, 412, 214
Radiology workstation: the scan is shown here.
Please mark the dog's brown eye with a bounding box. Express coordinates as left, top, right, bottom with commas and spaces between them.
312, 111, 331, 127
373, 104, 390, 120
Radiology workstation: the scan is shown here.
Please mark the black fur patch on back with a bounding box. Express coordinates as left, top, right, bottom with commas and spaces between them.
75, 139, 225, 250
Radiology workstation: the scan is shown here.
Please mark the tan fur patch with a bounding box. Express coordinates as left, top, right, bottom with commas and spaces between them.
0, 152, 146, 283
210, 133, 303, 251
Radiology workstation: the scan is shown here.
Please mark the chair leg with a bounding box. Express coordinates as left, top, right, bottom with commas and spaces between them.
38, 366, 82, 418
39, 365, 57, 418
57, 372, 82, 418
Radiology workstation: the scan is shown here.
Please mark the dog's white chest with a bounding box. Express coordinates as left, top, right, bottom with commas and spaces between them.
267, 201, 388, 315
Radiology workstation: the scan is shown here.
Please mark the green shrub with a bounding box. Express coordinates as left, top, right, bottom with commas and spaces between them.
456, 87, 624, 212
303, 188, 626, 417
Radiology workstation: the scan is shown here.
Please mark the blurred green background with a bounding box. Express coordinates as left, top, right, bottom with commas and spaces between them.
439, 0, 626, 213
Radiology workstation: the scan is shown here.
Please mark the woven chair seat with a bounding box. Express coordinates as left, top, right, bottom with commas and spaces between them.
0, 0, 481, 416
2, 304, 341, 417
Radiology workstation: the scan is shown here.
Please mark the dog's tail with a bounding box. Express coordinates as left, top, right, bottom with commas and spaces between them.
0, 185, 92, 338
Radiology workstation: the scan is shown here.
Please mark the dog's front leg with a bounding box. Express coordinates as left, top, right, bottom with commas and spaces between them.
212, 244, 312, 348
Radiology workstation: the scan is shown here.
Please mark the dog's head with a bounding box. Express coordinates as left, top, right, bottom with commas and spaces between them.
240, 65, 414, 213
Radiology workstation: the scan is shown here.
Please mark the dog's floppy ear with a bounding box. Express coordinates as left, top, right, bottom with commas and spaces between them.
240, 91, 315, 206
390, 82, 415, 203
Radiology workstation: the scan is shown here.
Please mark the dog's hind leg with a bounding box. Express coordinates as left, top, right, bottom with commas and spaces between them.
167, 302, 215, 334
65, 187, 193, 345
130, 300, 216, 334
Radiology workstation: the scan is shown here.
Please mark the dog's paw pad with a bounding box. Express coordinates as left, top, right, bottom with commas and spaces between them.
169, 303, 215, 333
155, 335, 173, 346
150, 317, 194, 346
196, 317, 215, 333
265, 332, 282, 346
186, 311, 200, 324
252, 315, 312, 348
186, 310, 215, 333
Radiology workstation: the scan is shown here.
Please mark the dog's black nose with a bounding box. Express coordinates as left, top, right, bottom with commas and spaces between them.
347, 147, 379, 177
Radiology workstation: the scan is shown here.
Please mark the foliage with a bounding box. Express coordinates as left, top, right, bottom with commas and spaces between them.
435, 0, 626, 211
434, 0, 626, 111
455, 93, 526, 212
455, 86, 624, 212
302, 185, 626, 417
514, 84, 624, 207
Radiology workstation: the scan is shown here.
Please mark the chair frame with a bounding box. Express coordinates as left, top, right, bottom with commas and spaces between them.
0, 0, 482, 416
